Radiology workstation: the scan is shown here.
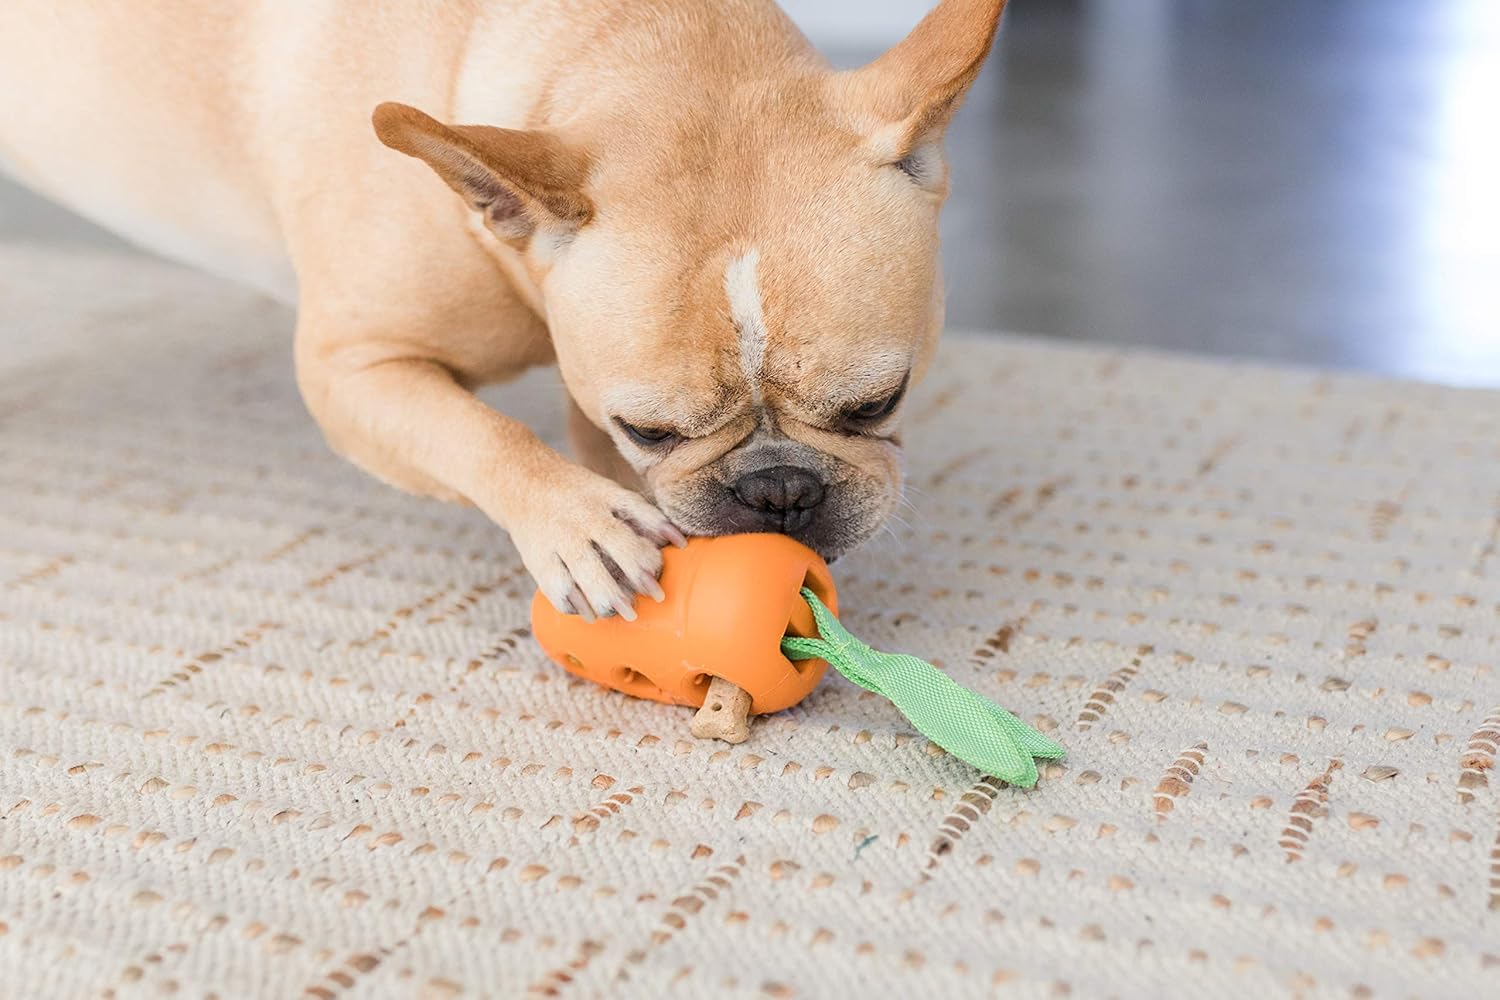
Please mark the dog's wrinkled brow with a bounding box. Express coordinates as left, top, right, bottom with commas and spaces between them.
774, 354, 912, 417
601, 382, 739, 436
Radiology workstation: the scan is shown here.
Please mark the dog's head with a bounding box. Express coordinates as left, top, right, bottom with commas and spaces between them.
375, 0, 1004, 560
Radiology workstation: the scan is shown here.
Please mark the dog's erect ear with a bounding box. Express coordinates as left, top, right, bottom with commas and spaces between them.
838, 0, 1006, 179
372, 102, 593, 243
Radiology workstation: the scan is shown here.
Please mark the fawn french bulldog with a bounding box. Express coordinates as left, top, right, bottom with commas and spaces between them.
0, 0, 1005, 626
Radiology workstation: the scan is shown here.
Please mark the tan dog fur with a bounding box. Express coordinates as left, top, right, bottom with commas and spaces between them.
0, 0, 1006, 623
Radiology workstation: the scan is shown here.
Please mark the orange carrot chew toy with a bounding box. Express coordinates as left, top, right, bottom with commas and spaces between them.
530, 534, 837, 742
531, 533, 1064, 784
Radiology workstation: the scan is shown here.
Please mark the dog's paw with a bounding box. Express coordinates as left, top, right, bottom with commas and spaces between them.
513, 470, 686, 621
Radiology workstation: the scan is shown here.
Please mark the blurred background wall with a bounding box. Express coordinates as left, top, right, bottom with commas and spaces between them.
3, 0, 1497, 385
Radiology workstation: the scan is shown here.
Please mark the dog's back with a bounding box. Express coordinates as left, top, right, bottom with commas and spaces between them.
0, 2, 300, 295
0, 0, 527, 302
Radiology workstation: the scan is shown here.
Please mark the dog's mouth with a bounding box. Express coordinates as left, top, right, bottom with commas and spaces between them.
645, 436, 903, 563
657, 477, 890, 564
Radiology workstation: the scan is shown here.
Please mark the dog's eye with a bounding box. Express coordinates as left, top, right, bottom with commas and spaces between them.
890, 146, 937, 185
850, 397, 895, 419
894, 156, 923, 180
845, 385, 906, 424
615, 419, 680, 448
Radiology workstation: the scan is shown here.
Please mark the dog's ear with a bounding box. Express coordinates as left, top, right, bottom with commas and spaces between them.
372, 102, 593, 244
837, 0, 1006, 185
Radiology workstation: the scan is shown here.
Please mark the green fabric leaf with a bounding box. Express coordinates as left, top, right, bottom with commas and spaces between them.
782, 589, 1065, 788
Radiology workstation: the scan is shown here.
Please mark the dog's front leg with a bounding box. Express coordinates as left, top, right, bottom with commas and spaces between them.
297, 338, 682, 621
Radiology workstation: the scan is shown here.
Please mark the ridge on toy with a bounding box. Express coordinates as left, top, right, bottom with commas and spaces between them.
529, 533, 1066, 787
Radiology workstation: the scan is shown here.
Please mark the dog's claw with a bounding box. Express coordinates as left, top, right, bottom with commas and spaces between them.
613, 504, 686, 549
566, 584, 595, 621
638, 573, 666, 603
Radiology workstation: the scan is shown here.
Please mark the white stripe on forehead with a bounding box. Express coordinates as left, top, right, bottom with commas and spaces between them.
724, 249, 767, 408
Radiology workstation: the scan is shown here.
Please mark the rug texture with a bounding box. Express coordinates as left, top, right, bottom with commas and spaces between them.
2, 244, 1499, 999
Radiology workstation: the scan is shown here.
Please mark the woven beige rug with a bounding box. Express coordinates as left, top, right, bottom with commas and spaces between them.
2, 243, 1499, 999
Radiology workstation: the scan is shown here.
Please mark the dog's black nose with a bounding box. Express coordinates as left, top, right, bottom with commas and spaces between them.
731, 466, 826, 532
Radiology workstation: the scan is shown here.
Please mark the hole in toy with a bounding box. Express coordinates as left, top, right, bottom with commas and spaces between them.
711, 702, 722, 712
616, 666, 665, 697
784, 569, 834, 673
802, 570, 834, 615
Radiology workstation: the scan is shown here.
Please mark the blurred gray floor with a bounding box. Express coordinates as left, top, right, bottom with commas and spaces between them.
3, 0, 1498, 386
